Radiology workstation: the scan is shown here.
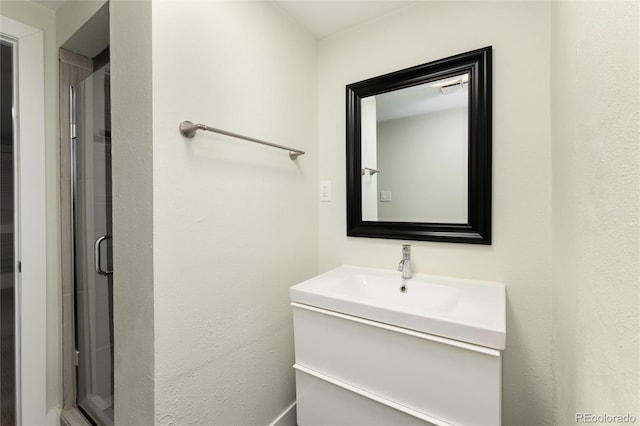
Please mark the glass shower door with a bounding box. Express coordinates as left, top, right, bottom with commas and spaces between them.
72, 63, 113, 425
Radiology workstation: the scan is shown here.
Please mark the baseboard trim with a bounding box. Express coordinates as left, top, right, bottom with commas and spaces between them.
270, 402, 297, 426
60, 408, 92, 426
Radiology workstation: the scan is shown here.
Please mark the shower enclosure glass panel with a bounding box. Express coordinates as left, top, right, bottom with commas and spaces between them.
72, 63, 113, 425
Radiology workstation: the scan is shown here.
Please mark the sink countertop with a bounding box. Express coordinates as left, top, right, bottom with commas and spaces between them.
290, 265, 506, 350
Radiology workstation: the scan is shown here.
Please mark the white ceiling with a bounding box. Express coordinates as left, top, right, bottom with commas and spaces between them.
275, 1, 414, 39
31, 0, 414, 39
376, 76, 469, 122
32, 0, 65, 10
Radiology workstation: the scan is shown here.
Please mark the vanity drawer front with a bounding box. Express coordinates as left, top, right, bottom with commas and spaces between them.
295, 368, 440, 426
292, 304, 501, 426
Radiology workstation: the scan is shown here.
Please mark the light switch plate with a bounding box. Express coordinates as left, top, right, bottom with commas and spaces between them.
380, 190, 392, 202
320, 180, 331, 202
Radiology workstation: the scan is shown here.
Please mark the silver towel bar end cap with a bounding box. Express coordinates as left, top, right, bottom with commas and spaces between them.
179, 120, 199, 138
289, 151, 304, 160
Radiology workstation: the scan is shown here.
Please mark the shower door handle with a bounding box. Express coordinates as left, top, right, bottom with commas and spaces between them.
94, 235, 113, 276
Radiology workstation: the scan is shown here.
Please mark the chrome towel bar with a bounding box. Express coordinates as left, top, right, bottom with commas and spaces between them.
179, 120, 305, 160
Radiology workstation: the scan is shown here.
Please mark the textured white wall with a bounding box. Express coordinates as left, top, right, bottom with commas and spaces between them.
550, 1, 639, 423
318, 2, 553, 424
151, 1, 318, 424
111, 1, 156, 424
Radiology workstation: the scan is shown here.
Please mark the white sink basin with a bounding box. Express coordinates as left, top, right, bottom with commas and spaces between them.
290, 265, 506, 349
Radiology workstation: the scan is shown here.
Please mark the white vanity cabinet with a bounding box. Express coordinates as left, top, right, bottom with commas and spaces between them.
292, 304, 502, 426
289, 265, 506, 426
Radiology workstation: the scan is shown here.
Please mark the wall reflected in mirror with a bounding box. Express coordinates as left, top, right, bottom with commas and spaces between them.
361, 73, 469, 223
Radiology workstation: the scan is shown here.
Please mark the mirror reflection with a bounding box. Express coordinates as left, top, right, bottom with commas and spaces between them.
361, 73, 469, 223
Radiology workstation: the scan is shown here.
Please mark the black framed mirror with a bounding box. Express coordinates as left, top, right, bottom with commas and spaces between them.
346, 46, 492, 244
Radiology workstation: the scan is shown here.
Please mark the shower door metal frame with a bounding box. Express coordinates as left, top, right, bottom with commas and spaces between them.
58, 48, 94, 426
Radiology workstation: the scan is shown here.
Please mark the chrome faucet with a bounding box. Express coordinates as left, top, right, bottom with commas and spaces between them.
398, 244, 413, 279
